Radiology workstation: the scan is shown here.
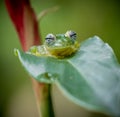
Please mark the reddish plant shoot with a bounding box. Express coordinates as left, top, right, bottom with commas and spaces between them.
5, 0, 41, 51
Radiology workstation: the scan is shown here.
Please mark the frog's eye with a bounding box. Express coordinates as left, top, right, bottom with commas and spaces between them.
45, 34, 56, 44
65, 30, 77, 41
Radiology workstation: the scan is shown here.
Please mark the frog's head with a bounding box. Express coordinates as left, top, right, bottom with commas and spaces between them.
44, 30, 80, 57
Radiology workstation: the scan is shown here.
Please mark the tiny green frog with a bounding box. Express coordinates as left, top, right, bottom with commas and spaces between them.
29, 30, 80, 58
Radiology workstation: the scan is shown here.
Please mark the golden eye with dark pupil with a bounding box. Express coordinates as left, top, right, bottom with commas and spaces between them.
65, 30, 77, 41
45, 34, 56, 44
70, 32, 76, 40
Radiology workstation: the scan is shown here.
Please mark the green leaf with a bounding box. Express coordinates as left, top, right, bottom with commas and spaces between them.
15, 36, 120, 116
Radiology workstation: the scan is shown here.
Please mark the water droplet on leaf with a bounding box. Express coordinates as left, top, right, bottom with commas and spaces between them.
37, 72, 58, 84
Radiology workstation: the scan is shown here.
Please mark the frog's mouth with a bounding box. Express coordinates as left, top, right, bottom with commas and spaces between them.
47, 39, 74, 48
47, 46, 75, 57
46, 42, 80, 58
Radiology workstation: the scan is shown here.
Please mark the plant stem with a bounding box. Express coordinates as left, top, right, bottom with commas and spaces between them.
32, 79, 55, 117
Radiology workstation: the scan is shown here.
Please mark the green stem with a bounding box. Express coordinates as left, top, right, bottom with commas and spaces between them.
40, 84, 54, 117
32, 79, 55, 117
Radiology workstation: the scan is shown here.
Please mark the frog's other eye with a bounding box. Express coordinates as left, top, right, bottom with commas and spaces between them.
65, 30, 77, 41
45, 34, 56, 44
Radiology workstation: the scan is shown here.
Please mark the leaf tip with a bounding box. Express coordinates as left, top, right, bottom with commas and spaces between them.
93, 35, 101, 40
14, 48, 19, 56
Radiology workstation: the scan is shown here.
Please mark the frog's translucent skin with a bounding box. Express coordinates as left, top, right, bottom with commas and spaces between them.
29, 31, 80, 58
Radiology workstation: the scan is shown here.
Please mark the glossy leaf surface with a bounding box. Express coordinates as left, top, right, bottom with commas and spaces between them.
15, 36, 120, 116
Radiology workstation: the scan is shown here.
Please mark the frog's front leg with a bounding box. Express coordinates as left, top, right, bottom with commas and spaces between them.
29, 45, 50, 56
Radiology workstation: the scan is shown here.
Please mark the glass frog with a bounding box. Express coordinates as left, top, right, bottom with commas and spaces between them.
29, 30, 80, 58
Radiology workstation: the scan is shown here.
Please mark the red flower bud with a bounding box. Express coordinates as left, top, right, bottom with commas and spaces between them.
5, 0, 41, 51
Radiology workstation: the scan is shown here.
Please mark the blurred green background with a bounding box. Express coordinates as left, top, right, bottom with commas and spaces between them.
0, 0, 120, 117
